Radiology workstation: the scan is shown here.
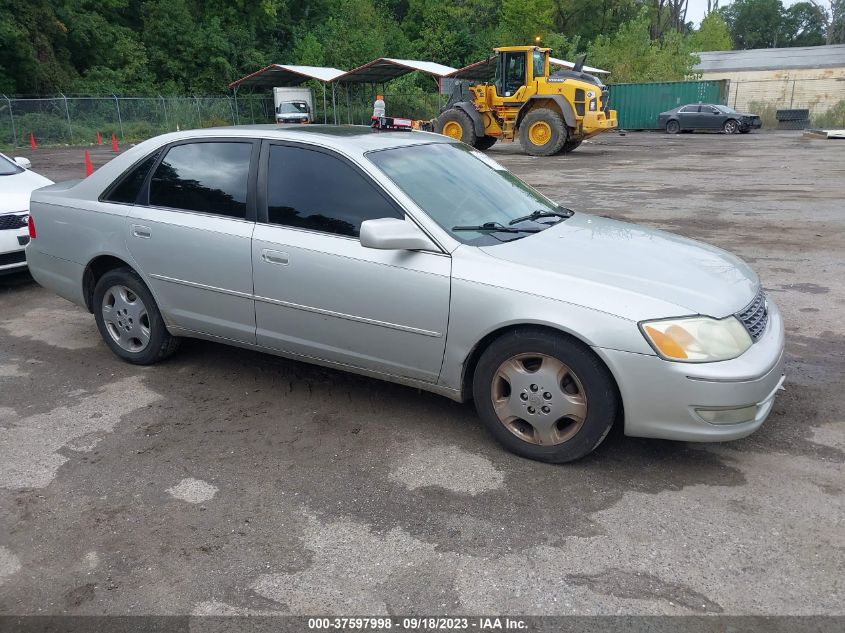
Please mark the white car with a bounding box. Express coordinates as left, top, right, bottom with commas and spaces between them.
1, 153, 53, 274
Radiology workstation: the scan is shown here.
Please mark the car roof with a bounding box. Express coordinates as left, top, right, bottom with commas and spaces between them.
186, 124, 456, 155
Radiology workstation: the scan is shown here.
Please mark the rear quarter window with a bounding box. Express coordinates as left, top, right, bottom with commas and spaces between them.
102, 151, 160, 204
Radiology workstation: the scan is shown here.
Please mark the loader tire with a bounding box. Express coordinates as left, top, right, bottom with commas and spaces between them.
519, 108, 567, 156
436, 109, 477, 146
558, 139, 583, 154
473, 135, 498, 151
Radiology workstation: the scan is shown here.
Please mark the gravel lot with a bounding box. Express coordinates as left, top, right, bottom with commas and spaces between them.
1, 131, 843, 618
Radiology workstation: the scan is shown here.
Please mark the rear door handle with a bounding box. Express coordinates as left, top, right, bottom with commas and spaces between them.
131, 224, 151, 239
262, 249, 289, 265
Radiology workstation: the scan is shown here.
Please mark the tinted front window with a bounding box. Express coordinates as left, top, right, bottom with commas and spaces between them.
369, 143, 560, 246
267, 145, 401, 237
104, 152, 159, 204
149, 142, 251, 218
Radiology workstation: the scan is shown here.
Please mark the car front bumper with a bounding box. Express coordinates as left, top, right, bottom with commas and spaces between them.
595, 300, 786, 442
0, 222, 29, 273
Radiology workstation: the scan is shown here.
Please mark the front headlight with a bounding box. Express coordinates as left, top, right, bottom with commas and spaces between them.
639, 316, 752, 363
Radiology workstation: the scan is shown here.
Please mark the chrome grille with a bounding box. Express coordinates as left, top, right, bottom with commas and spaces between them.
0, 214, 27, 231
736, 288, 768, 342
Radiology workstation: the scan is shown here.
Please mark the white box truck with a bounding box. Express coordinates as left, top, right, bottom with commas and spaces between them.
273, 87, 314, 124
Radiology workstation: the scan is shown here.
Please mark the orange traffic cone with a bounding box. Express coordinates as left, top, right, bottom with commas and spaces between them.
96, 131, 102, 145
84, 150, 94, 177
111, 133, 118, 152
29, 132, 36, 149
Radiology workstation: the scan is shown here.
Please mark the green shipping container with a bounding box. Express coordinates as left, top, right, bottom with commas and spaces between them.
607, 80, 730, 130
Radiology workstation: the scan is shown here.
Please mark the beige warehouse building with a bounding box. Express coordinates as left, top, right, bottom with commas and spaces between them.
695, 44, 845, 116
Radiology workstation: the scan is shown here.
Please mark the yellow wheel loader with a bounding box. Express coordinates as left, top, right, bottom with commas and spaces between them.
435, 46, 617, 156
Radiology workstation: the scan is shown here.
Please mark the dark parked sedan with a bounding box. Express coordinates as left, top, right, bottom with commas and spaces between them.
658, 104, 762, 134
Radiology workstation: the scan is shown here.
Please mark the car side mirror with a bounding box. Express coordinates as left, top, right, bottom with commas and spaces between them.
14, 157, 31, 169
359, 218, 438, 252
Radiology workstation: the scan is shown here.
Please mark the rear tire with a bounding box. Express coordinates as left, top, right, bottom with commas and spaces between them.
665, 119, 680, 134
93, 268, 179, 365
472, 328, 619, 463
473, 135, 498, 151
519, 108, 568, 156
558, 138, 583, 154
435, 108, 477, 146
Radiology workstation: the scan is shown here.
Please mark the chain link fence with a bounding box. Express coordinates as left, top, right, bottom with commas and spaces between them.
0, 91, 444, 149
727, 77, 845, 128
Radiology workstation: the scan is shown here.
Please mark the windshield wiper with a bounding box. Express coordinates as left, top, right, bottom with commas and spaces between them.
451, 222, 542, 234
508, 207, 574, 226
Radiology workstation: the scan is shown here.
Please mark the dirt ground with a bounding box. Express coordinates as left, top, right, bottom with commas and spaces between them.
0, 131, 843, 620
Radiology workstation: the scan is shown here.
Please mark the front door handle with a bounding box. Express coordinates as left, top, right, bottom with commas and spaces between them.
131, 224, 151, 239
262, 249, 289, 266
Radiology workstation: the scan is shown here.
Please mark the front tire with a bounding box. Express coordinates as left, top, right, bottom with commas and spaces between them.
519, 108, 568, 156
665, 120, 680, 134
723, 119, 739, 134
435, 108, 477, 146
93, 268, 179, 365
472, 329, 619, 463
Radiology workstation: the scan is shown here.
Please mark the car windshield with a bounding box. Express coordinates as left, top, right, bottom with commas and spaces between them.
715, 105, 737, 113
0, 153, 22, 176
367, 142, 566, 245
279, 102, 308, 114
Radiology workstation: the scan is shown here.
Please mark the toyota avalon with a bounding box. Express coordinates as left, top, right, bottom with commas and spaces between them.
26, 126, 785, 462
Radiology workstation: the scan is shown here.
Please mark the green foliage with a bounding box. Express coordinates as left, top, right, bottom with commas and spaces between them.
0, 0, 829, 97
783, 2, 827, 46
499, 0, 555, 45
747, 100, 779, 127
720, 0, 786, 48
813, 99, 845, 127
587, 8, 698, 82
689, 13, 733, 51
720, 0, 829, 48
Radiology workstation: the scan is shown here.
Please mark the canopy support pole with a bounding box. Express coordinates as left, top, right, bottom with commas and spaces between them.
346, 83, 351, 124
332, 83, 337, 124
321, 83, 327, 124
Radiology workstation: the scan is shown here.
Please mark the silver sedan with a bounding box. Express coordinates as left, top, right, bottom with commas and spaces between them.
26, 125, 785, 462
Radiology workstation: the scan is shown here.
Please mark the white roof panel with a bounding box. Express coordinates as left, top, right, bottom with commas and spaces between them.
279, 65, 347, 82
383, 58, 458, 77
229, 64, 346, 89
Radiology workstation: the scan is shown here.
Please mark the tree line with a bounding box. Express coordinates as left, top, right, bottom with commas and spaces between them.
1, 0, 842, 96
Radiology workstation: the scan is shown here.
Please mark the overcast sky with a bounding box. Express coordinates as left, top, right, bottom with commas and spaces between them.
686, 0, 832, 26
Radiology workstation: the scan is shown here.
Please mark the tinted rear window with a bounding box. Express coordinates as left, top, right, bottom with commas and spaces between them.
149, 142, 252, 218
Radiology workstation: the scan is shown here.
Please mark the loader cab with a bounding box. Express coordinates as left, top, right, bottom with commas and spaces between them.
493, 46, 549, 100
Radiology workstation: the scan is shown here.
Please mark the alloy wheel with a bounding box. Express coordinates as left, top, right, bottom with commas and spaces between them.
101, 285, 151, 352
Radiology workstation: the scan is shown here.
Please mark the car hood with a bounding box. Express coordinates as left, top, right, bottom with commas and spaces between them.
0, 169, 53, 213
478, 213, 759, 318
